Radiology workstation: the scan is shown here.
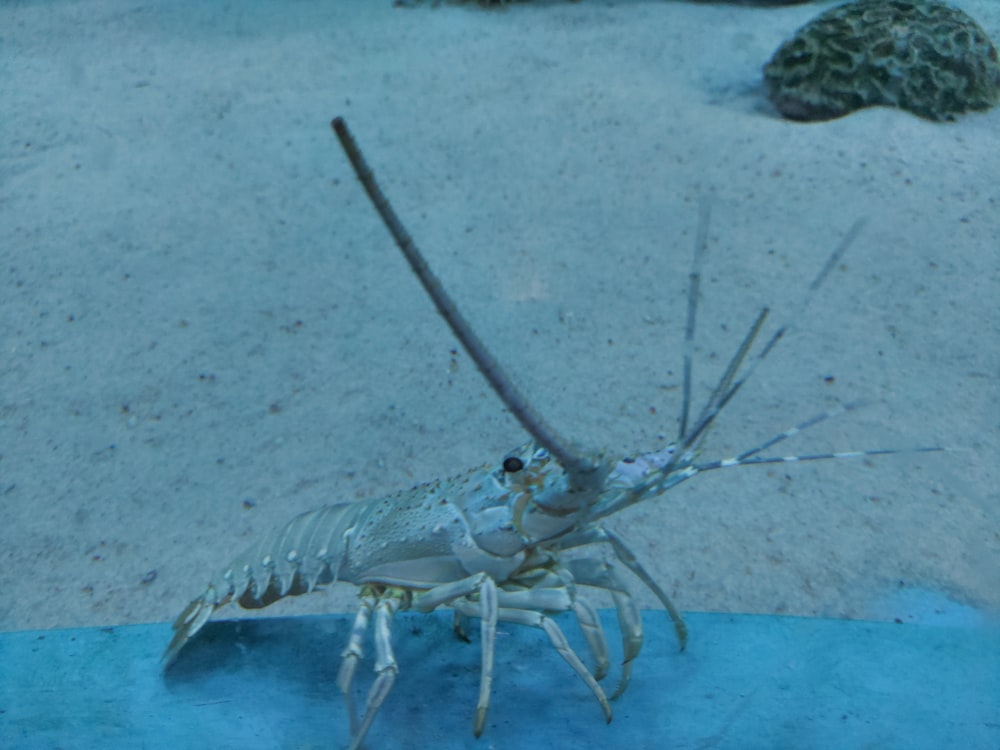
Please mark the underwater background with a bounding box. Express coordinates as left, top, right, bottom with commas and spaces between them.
1, 1, 997, 747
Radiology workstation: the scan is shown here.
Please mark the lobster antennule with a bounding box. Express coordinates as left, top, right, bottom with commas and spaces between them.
331, 117, 601, 490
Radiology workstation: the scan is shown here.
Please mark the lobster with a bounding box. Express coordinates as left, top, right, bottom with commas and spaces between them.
162, 118, 937, 749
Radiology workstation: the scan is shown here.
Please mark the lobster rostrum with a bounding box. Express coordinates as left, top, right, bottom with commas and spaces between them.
163, 118, 938, 749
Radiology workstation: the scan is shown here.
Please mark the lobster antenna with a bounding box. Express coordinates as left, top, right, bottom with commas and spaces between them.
331, 118, 600, 484
695, 444, 944, 473
680, 218, 868, 456
678, 198, 710, 442
679, 306, 769, 455
594, 400, 942, 523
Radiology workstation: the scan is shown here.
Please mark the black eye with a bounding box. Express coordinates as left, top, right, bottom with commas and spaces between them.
622, 457, 635, 464
503, 456, 524, 473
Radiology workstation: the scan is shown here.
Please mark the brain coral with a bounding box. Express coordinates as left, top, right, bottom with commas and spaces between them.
763, 0, 1000, 121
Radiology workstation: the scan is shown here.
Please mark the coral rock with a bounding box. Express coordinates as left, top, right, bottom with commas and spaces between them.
763, 0, 1000, 121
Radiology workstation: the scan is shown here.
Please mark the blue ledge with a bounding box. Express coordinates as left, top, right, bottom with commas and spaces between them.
1, 611, 997, 749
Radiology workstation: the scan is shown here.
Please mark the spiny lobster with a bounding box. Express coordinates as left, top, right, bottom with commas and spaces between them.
163, 118, 938, 750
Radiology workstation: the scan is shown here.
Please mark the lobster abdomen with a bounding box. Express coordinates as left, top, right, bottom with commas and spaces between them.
163, 502, 364, 666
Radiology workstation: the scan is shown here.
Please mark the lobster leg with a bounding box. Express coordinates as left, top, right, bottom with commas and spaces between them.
598, 526, 687, 650
606, 588, 643, 699
452, 578, 616, 728
474, 578, 499, 737
499, 565, 612, 683
493, 604, 613, 725
349, 589, 406, 750
337, 587, 378, 736
412, 574, 500, 737
566, 558, 644, 699
570, 595, 611, 683
556, 525, 688, 650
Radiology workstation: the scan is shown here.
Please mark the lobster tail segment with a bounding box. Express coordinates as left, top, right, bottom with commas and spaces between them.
161, 503, 360, 669
162, 584, 229, 668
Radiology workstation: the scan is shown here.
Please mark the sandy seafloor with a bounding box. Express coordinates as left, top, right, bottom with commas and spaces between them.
2, 0, 997, 654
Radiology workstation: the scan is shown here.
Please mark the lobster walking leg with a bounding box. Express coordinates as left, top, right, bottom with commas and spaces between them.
492, 604, 613, 724
408, 573, 502, 735
555, 524, 688, 652
413, 575, 502, 737
570, 595, 611, 683
341, 574, 504, 742
337, 588, 378, 736
565, 558, 645, 699
351, 590, 406, 750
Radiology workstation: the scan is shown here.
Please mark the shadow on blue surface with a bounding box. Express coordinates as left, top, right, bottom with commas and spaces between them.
1, 610, 997, 749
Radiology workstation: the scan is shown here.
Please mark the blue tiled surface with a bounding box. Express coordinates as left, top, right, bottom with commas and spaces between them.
1, 610, 997, 749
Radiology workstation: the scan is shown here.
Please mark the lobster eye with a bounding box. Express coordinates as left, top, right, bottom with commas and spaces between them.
622, 457, 636, 464
502, 456, 524, 473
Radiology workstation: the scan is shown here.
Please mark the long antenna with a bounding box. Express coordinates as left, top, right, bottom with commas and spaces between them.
678, 198, 710, 442
679, 218, 868, 457
331, 118, 600, 486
